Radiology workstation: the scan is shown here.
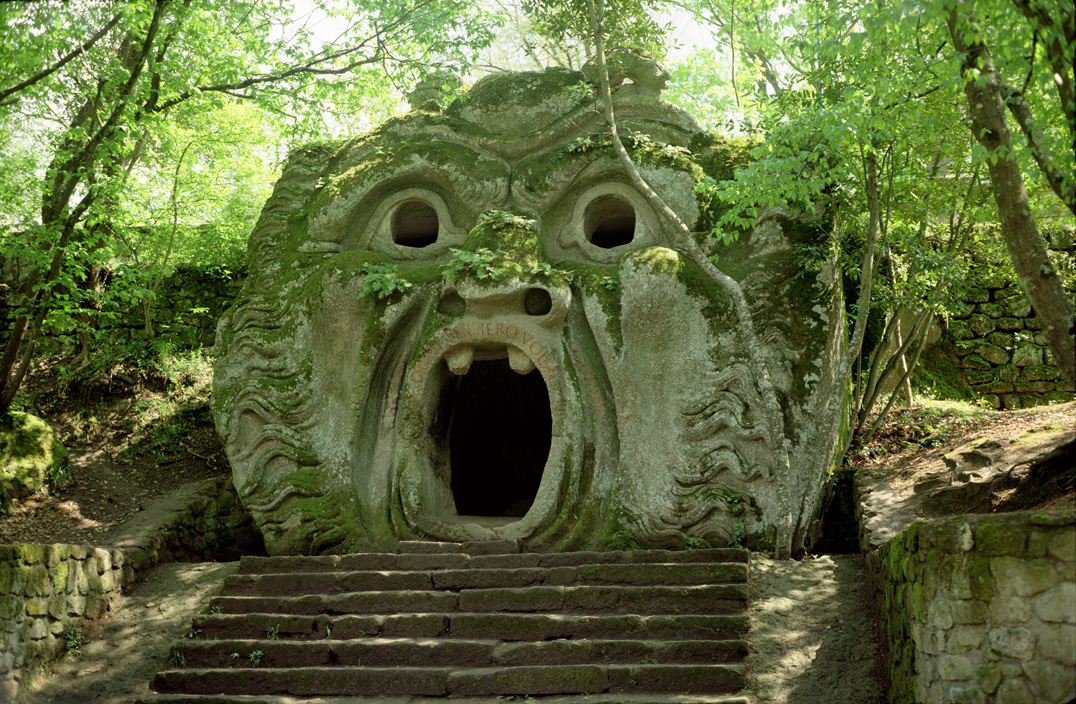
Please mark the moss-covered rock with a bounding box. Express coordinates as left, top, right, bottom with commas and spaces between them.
0, 412, 68, 509
213, 62, 845, 555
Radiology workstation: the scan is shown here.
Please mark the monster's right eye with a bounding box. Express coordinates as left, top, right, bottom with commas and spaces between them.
392, 200, 439, 248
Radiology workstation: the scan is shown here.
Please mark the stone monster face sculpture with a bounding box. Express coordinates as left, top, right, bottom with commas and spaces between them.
213, 67, 844, 555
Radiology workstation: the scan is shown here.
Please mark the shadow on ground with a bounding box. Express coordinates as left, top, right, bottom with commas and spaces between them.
18, 561, 238, 704
748, 553, 885, 704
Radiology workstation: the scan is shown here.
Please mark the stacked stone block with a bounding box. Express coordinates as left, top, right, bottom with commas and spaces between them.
0, 543, 124, 700
943, 229, 1075, 409
871, 511, 1075, 704
101, 267, 245, 349
0, 477, 261, 697
0, 265, 244, 354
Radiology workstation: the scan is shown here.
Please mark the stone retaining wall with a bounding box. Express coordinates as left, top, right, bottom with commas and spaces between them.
0, 477, 262, 699
941, 228, 1075, 409
868, 510, 1075, 704
0, 264, 244, 353
104, 266, 244, 349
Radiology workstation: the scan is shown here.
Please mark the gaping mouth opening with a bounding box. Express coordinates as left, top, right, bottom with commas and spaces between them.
433, 351, 552, 519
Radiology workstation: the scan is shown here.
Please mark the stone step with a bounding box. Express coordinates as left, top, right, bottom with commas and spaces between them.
223, 562, 748, 596
152, 664, 746, 697
191, 612, 749, 641
139, 692, 751, 703
238, 548, 748, 574
208, 583, 748, 616
170, 637, 748, 669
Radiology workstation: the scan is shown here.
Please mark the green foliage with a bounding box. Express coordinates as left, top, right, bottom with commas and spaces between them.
63, 629, 84, 657
0, 0, 498, 413
444, 247, 503, 282
357, 263, 413, 301
477, 209, 538, 232
728, 522, 747, 549
520, 0, 669, 62
169, 650, 187, 668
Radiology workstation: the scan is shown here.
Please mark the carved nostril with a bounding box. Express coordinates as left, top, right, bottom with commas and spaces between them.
524, 288, 553, 316
437, 291, 466, 316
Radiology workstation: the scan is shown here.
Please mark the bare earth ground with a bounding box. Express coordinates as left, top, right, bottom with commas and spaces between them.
2, 358, 1073, 703
747, 554, 884, 704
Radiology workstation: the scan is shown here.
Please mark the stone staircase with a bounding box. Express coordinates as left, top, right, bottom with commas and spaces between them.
140, 540, 751, 703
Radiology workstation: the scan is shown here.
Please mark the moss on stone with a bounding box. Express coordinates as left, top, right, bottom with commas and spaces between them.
974, 521, 1027, 557
561, 261, 623, 353
0, 412, 68, 509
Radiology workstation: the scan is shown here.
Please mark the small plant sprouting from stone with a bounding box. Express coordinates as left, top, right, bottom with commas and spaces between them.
326, 625, 332, 638
249, 649, 265, 667
478, 209, 536, 232
444, 248, 501, 281
209, 604, 224, 615
527, 261, 571, 285
63, 628, 85, 656
267, 624, 280, 640
599, 275, 618, 291
729, 521, 747, 549
169, 650, 186, 668
357, 263, 413, 301
641, 655, 658, 664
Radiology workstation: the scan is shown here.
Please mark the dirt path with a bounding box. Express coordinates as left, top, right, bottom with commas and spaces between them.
17, 561, 238, 704
747, 553, 885, 704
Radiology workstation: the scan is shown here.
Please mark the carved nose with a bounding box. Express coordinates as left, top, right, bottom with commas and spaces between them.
437, 283, 560, 321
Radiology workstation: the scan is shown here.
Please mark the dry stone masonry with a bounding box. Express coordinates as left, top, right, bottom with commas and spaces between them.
212, 60, 848, 558
870, 511, 1076, 704
943, 227, 1076, 410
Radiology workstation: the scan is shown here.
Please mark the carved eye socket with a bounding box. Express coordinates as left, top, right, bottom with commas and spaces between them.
392, 200, 439, 247
584, 195, 636, 249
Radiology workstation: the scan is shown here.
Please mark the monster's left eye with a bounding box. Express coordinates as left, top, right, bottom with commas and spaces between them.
392, 200, 439, 248
584, 194, 636, 249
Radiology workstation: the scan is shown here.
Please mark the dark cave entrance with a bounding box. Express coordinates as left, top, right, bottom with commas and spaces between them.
812, 471, 860, 555
447, 357, 551, 518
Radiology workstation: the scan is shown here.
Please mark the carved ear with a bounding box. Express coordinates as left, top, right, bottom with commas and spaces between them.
581, 47, 671, 97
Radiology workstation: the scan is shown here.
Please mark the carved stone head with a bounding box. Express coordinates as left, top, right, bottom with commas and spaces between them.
213, 65, 844, 555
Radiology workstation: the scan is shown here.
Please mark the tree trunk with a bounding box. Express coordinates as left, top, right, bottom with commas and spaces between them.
948, 9, 1076, 384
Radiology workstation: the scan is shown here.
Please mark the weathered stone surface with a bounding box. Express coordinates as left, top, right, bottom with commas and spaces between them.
988, 596, 1031, 625
1011, 343, 1042, 367
211, 64, 845, 556
991, 557, 1060, 597
938, 654, 974, 680
995, 678, 1034, 704
946, 625, 986, 653
1036, 623, 1076, 664
968, 314, 996, 335
1022, 659, 1076, 702
988, 626, 1036, 660
1034, 581, 1076, 623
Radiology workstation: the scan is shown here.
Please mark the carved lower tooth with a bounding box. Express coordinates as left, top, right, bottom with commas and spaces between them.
508, 345, 536, 375
445, 346, 474, 375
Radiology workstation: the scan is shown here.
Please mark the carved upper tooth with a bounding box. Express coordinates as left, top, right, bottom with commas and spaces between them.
446, 346, 475, 375
508, 345, 536, 375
